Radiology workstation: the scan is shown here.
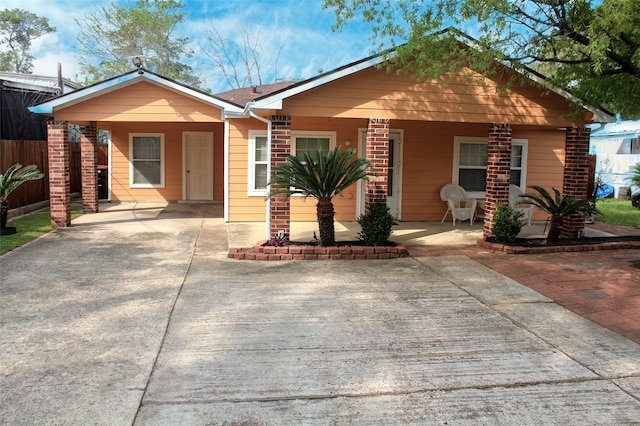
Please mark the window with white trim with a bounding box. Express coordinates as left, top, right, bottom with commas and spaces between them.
130, 133, 164, 187
453, 137, 528, 195
292, 131, 335, 161
248, 131, 268, 196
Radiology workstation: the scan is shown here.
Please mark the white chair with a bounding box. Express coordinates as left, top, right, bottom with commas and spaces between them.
509, 184, 534, 226
440, 184, 478, 225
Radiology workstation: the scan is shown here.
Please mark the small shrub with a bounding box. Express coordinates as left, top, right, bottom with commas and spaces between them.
357, 201, 394, 246
263, 233, 288, 247
491, 203, 525, 243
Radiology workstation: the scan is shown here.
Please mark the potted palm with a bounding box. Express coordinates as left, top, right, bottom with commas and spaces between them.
270, 146, 373, 247
0, 164, 44, 235
519, 185, 598, 244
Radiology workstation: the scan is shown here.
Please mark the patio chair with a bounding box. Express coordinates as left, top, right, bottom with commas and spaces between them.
509, 184, 534, 226
440, 184, 477, 225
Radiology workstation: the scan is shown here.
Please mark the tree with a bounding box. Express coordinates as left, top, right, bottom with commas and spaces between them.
75, 0, 203, 88
269, 147, 373, 247
202, 23, 283, 89
324, 0, 640, 118
0, 9, 55, 73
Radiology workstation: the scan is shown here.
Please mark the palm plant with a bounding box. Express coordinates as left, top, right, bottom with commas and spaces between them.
627, 162, 640, 208
0, 164, 44, 234
519, 185, 598, 244
269, 147, 373, 247
626, 162, 640, 190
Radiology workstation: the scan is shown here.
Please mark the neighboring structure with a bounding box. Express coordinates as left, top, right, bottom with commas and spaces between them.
30, 42, 613, 240
590, 119, 640, 197
1, 71, 79, 140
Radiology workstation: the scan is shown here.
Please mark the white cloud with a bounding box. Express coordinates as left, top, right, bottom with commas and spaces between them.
2, 0, 378, 89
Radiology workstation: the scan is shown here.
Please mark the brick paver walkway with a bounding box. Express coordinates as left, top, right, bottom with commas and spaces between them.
408, 224, 640, 344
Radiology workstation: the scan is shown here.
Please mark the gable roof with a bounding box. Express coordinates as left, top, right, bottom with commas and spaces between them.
29, 69, 243, 116
246, 30, 613, 123
248, 53, 385, 111
215, 81, 297, 106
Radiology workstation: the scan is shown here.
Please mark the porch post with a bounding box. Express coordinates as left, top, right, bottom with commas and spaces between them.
483, 123, 512, 240
269, 115, 291, 239
80, 121, 99, 213
47, 120, 71, 227
364, 118, 390, 210
562, 126, 591, 238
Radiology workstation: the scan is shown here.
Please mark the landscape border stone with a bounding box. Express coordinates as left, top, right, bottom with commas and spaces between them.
228, 241, 409, 260
477, 239, 640, 254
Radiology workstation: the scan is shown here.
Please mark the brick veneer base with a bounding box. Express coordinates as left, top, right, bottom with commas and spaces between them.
477, 239, 640, 254
229, 242, 409, 261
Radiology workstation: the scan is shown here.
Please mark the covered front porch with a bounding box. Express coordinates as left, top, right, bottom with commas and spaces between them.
228, 219, 614, 249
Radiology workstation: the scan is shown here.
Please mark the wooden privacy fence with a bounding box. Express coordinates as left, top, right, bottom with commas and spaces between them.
0, 140, 108, 210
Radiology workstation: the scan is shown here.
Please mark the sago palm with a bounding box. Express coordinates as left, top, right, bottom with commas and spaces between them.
269, 147, 373, 246
0, 163, 44, 231
627, 162, 640, 208
626, 162, 640, 189
519, 185, 598, 244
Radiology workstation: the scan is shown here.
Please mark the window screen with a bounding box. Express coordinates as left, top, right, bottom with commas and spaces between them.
295, 137, 330, 160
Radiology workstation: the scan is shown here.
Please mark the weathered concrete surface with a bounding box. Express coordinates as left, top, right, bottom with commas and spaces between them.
0, 203, 211, 425
1, 203, 639, 425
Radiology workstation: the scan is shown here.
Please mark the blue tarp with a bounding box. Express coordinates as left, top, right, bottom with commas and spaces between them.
595, 183, 614, 199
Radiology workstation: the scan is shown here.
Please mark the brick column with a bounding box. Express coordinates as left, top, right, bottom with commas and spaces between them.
80, 122, 99, 213
483, 123, 512, 240
562, 126, 591, 238
47, 121, 71, 227
364, 118, 390, 210
269, 115, 291, 239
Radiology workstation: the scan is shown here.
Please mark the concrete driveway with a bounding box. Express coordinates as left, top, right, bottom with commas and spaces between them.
1, 203, 639, 424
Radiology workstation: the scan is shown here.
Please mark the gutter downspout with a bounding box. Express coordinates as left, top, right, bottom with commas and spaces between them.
224, 119, 230, 221
248, 104, 272, 240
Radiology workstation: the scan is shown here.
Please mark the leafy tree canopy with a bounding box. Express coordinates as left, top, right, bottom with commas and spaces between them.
324, 0, 640, 118
75, 0, 203, 89
0, 8, 55, 73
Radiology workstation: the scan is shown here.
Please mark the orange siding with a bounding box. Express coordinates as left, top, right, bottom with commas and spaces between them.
53, 82, 225, 123
399, 122, 566, 221
228, 117, 366, 222
282, 67, 587, 127
109, 122, 224, 202
513, 128, 565, 221
400, 121, 488, 221
228, 116, 568, 223
228, 118, 266, 221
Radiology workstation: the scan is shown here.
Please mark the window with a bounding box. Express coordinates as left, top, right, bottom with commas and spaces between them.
292, 131, 335, 161
130, 134, 164, 187
458, 142, 488, 192
248, 131, 268, 196
453, 137, 527, 195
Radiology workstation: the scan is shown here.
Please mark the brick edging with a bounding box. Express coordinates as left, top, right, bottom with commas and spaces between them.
477, 239, 640, 254
229, 242, 409, 261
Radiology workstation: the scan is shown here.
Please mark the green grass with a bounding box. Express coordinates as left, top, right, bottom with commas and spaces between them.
0, 204, 83, 256
594, 198, 640, 228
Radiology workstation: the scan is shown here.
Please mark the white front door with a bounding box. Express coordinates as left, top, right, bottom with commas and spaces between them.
183, 132, 213, 200
357, 130, 403, 219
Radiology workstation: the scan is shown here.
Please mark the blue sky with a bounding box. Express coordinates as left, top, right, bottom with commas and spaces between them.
3, 0, 380, 93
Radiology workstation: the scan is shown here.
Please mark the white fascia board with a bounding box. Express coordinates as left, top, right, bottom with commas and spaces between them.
29, 73, 140, 113
251, 54, 386, 110
29, 71, 242, 116
523, 71, 615, 123
450, 29, 614, 124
